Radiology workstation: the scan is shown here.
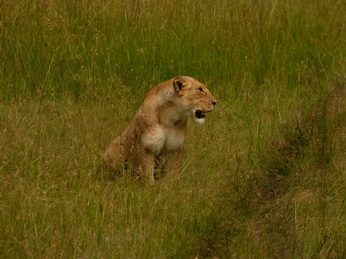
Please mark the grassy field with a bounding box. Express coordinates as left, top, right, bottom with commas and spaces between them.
1, 0, 345, 257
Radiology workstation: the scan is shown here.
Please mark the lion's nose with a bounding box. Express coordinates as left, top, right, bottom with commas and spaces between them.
212, 101, 217, 106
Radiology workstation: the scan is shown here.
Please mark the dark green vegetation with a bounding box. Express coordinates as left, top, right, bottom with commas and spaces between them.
1, 0, 345, 257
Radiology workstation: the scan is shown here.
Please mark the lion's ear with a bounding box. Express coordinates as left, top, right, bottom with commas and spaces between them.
173, 76, 186, 92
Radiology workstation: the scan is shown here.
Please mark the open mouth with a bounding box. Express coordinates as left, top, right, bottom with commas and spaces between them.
195, 110, 207, 119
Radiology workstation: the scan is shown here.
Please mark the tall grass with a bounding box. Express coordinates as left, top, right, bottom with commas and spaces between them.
1, 0, 345, 257
2, 0, 343, 99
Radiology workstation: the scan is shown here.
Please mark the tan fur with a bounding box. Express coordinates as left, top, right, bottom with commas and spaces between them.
103, 76, 217, 185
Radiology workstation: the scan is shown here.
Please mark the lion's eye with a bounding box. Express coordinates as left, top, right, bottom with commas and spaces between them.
198, 87, 204, 92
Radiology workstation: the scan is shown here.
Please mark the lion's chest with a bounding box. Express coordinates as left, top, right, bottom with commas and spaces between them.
142, 126, 185, 155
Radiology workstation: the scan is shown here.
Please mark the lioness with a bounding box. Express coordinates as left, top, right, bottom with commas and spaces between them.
103, 76, 217, 185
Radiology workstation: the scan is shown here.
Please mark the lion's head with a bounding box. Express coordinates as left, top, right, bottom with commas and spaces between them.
173, 76, 217, 124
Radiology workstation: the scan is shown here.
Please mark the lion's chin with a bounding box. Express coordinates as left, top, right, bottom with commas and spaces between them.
194, 117, 206, 124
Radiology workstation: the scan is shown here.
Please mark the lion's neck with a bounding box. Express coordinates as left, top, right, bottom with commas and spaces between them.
153, 88, 185, 126
141, 86, 189, 127
158, 105, 188, 127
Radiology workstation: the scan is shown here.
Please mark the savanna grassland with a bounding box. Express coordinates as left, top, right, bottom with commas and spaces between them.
1, 0, 345, 258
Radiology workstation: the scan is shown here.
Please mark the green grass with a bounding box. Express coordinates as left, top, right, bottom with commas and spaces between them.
1, 0, 345, 257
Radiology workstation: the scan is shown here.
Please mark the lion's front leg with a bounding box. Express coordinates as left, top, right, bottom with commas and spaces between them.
103, 136, 125, 172
136, 147, 155, 185
163, 148, 184, 177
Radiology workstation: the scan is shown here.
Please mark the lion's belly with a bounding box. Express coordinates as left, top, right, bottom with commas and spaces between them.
142, 126, 185, 155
